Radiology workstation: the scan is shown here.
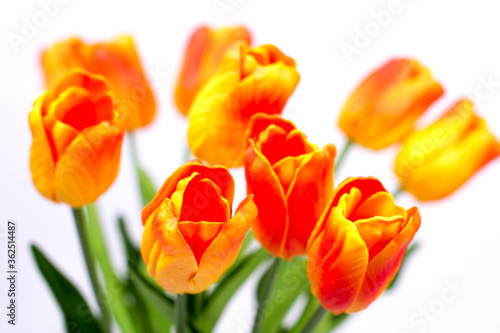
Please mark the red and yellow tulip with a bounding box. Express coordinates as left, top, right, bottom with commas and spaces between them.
141, 161, 257, 294
175, 25, 252, 115
29, 69, 125, 207
42, 35, 156, 130
187, 42, 300, 167
244, 114, 336, 259
339, 58, 443, 149
307, 177, 420, 314
395, 99, 500, 201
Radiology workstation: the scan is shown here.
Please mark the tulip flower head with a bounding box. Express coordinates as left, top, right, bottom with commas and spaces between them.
29, 69, 125, 207
188, 42, 300, 167
141, 161, 257, 294
395, 99, 500, 201
307, 177, 421, 314
42, 35, 156, 130
244, 113, 336, 260
175, 25, 252, 115
339, 58, 444, 149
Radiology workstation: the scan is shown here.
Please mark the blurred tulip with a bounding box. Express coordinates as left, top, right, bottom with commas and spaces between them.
188, 42, 300, 167
141, 160, 257, 294
29, 69, 125, 207
339, 58, 443, 149
307, 177, 420, 314
244, 114, 335, 259
395, 99, 500, 201
42, 35, 156, 130
175, 25, 252, 115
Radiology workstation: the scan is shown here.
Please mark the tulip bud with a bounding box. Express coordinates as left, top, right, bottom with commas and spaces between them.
307, 177, 420, 314
29, 69, 125, 207
175, 25, 252, 115
395, 99, 500, 201
141, 160, 257, 294
244, 113, 335, 259
42, 35, 156, 130
339, 58, 443, 149
188, 42, 300, 167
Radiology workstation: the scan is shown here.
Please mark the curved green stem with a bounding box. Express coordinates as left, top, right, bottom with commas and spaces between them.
72, 207, 111, 332
176, 294, 188, 333
301, 306, 327, 333
252, 257, 282, 333
335, 139, 354, 173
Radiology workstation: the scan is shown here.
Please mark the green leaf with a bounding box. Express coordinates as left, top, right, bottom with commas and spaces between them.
86, 204, 140, 333
387, 241, 420, 291
118, 216, 172, 332
31, 244, 103, 333
138, 166, 157, 207
255, 257, 309, 333
118, 217, 142, 266
128, 263, 175, 323
194, 248, 271, 333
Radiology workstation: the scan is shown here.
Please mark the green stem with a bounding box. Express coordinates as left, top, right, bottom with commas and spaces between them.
72, 207, 111, 332
392, 185, 404, 199
335, 139, 353, 173
176, 294, 188, 333
302, 306, 327, 333
252, 257, 282, 333
183, 141, 192, 163
86, 204, 139, 333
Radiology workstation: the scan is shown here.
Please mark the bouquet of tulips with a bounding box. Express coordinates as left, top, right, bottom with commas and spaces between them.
28, 26, 500, 333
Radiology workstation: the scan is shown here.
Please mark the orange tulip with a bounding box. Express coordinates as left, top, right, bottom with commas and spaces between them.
307, 177, 420, 314
395, 99, 500, 201
244, 114, 336, 259
187, 42, 300, 167
29, 69, 125, 207
339, 58, 443, 149
42, 35, 156, 130
175, 25, 252, 115
141, 160, 257, 294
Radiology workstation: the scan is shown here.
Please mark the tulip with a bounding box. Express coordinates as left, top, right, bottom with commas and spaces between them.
187, 42, 300, 167
141, 160, 257, 294
395, 99, 500, 201
307, 177, 421, 314
339, 58, 443, 149
41, 35, 156, 130
244, 114, 336, 259
29, 69, 125, 207
175, 25, 252, 115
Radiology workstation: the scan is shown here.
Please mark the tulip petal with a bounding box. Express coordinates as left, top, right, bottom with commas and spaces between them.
245, 141, 289, 258
142, 198, 199, 294
332, 177, 387, 208
177, 221, 225, 265
142, 162, 234, 224
350, 191, 406, 222
193, 195, 257, 293
285, 144, 336, 258
308, 209, 369, 315
29, 96, 57, 202
54, 117, 124, 207
348, 207, 421, 313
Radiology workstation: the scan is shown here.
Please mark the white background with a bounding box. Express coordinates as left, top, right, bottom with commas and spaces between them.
1, 0, 500, 332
